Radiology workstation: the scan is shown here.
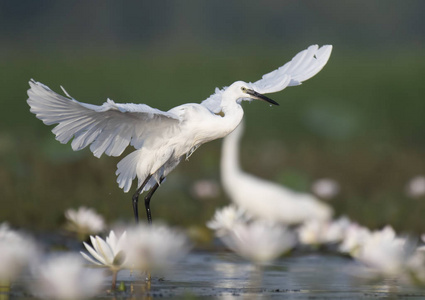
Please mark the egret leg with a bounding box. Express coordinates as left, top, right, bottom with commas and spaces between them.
144, 177, 165, 224
132, 175, 153, 224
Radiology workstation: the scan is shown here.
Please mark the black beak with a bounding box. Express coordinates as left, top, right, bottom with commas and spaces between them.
246, 89, 279, 106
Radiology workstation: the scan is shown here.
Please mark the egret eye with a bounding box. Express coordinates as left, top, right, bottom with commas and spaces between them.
241, 87, 247, 92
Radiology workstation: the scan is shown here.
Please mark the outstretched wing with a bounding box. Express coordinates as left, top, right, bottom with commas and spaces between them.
201, 45, 332, 112
27, 80, 181, 158
250, 45, 332, 94
200, 87, 226, 114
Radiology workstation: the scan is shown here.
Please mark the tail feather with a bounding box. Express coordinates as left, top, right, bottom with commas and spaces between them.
116, 150, 143, 193
116, 149, 163, 193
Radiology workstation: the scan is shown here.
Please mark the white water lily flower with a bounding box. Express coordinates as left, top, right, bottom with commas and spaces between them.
220, 220, 296, 264
81, 230, 126, 289
81, 230, 127, 271
405, 176, 425, 198
0, 223, 39, 282
298, 216, 351, 246
297, 219, 324, 245
355, 226, 411, 276
30, 253, 104, 299
125, 224, 190, 271
321, 216, 351, 243
311, 178, 340, 200
191, 179, 220, 199
339, 223, 371, 257
207, 205, 250, 237
65, 206, 106, 238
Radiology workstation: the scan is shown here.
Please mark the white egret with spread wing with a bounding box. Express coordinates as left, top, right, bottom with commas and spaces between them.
27, 44, 332, 224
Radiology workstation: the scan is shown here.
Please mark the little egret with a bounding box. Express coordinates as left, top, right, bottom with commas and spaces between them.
221, 121, 333, 224
27, 44, 332, 224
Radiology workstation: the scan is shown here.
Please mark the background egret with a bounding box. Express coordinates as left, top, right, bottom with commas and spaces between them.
221, 121, 333, 224
27, 45, 332, 223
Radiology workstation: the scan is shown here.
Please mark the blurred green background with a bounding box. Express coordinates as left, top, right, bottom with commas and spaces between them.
1, 1, 425, 233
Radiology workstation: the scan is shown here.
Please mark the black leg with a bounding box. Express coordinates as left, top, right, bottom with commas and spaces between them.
144, 177, 165, 224
132, 175, 152, 224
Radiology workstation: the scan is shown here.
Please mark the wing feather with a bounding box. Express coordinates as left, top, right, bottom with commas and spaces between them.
200, 87, 225, 114
251, 44, 332, 94
201, 45, 332, 111
27, 79, 181, 158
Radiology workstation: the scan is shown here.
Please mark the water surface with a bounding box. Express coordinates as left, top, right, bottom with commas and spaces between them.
7, 251, 425, 299
89, 252, 425, 299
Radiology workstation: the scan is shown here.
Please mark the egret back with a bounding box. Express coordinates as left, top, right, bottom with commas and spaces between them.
220, 122, 333, 224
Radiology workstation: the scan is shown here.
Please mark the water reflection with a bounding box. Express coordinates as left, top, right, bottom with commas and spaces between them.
212, 255, 256, 288
370, 279, 400, 294
213, 259, 265, 299
6, 252, 425, 299
169, 252, 425, 299
209, 258, 262, 299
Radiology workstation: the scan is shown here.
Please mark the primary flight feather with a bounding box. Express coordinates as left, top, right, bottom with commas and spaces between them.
27, 44, 332, 223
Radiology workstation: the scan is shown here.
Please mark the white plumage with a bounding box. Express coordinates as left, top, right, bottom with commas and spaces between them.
27, 44, 332, 222
200, 44, 332, 113
221, 121, 333, 224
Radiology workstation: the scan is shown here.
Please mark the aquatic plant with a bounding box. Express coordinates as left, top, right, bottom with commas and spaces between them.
30, 253, 104, 299
311, 178, 340, 200
219, 220, 296, 265
338, 224, 425, 283
405, 176, 425, 198
80, 230, 127, 289
0, 223, 39, 286
191, 179, 220, 199
339, 223, 371, 257
298, 216, 351, 246
207, 205, 250, 237
65, 206, 106, 240
354, 226, 411, 276
125, 224, 190, 276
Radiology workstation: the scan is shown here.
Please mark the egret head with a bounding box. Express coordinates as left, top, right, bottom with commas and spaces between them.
226, 81, 279, 106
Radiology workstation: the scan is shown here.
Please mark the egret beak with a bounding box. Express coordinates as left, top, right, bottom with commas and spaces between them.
246, 89, 279, 106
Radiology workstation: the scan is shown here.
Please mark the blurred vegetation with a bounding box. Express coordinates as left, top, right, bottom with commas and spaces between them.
1, 0, 425, 234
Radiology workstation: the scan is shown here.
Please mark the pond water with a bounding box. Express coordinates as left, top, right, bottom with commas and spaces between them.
7, 251, 425, 299
161, 252, 425, 299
